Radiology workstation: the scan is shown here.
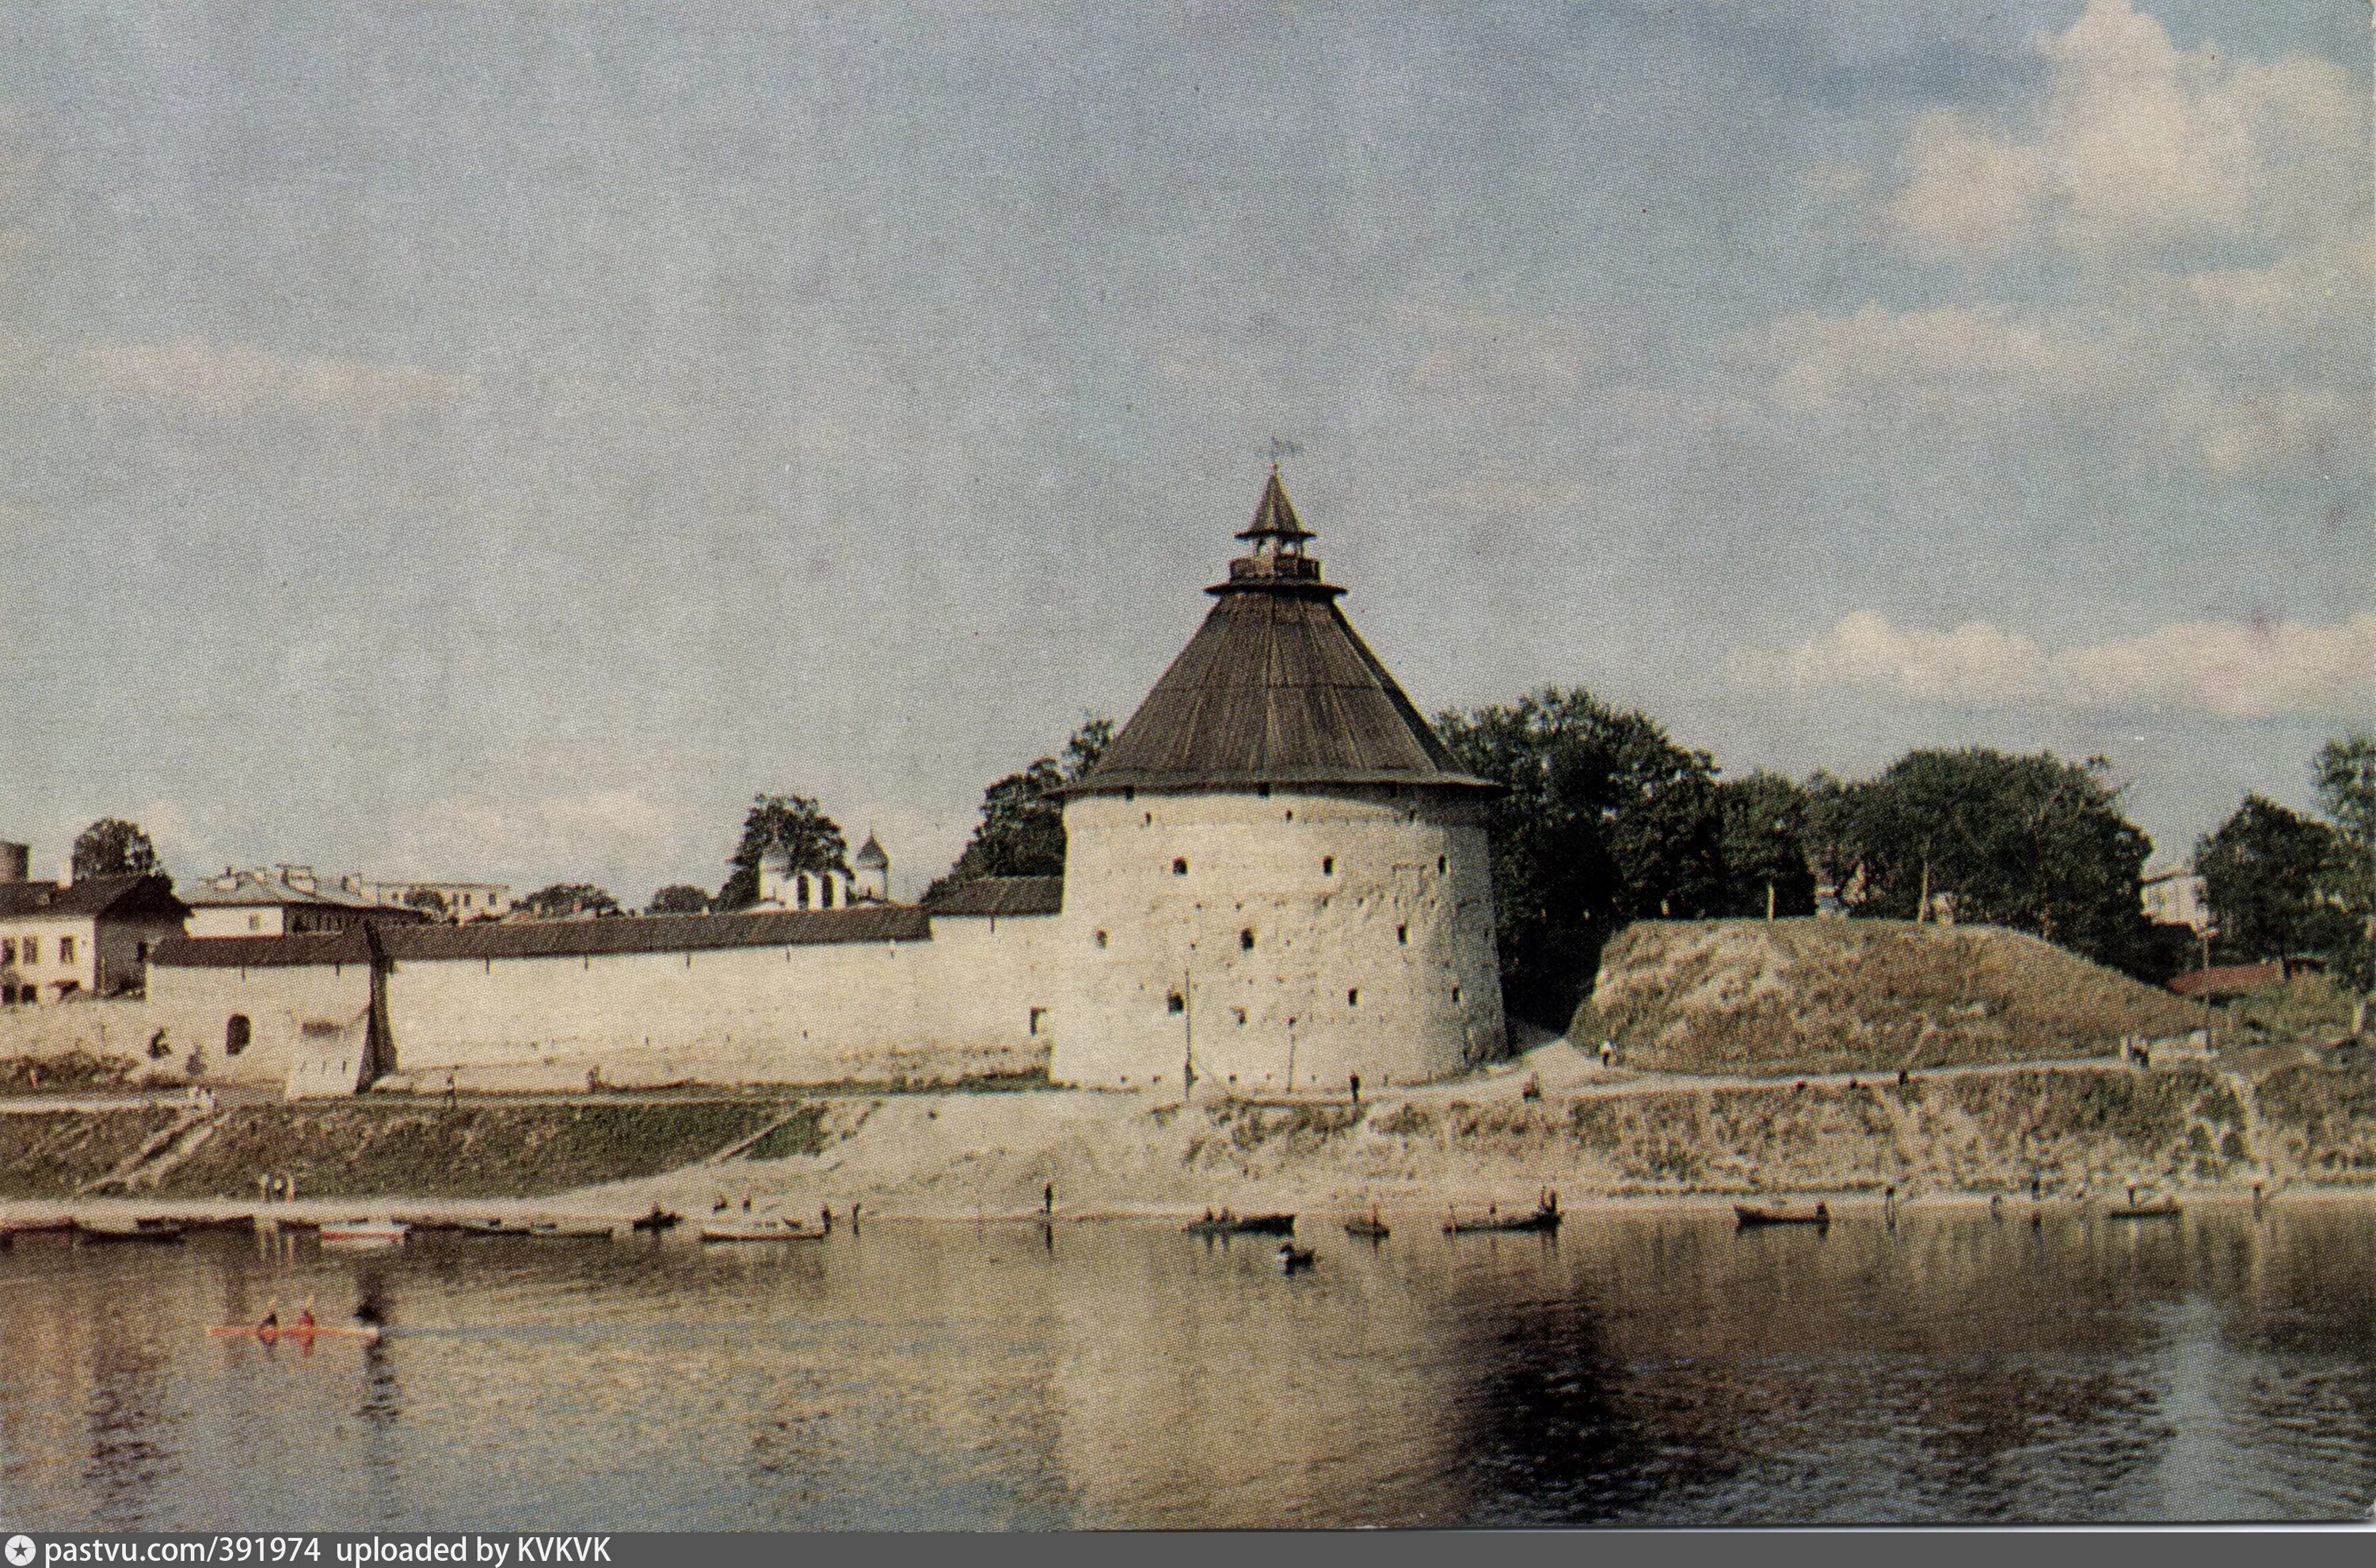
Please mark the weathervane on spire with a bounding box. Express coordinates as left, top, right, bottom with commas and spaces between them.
1262, 436, 1303, 473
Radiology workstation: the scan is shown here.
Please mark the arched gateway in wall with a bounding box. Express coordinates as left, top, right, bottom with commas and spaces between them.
1053, 473, 1506, 1095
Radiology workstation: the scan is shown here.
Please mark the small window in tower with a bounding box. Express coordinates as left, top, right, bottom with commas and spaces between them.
1239, 928, 1255, 951
59, 937, 74, 965
1437, 855, 1449, 874
1258, 784, 1270, 798
1172, 858, 1188, 877
1095, 929, 1109, 949
1321, 856, 1335, 876
1452, 985, 1463, 1005
1029, 1007, 1046, 1037
1346, 988, 1360, 1007
1396, 924, 1408, 945
1167, 991, 1185, 1014
821, 877, 834, 909
1144, 812, 1153, 825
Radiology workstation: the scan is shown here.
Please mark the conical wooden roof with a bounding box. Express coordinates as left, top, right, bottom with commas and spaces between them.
1068, 478, 1491, 797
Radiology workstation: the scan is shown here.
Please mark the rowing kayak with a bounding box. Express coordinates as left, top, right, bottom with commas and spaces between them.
208, 1324, 382, 1343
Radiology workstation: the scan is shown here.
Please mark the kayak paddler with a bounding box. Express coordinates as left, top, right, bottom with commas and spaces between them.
295, 1300, 317, 1330
258, 1299, 280, 1332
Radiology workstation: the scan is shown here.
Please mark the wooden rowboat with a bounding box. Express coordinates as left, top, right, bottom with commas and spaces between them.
2104, 1198, 2181, 1220
1734, 1203, 1831, 1229
1445, 1204, 1562, 1235
319, 1219, 409, 1244
700, 1216, 828, 1243
630, 1207, 682, 1233
1183, 1212, 1296, 1237
76, 1221, 186, 1244
1343, 1216, 1391, 1240
208, 1324, 381, 1344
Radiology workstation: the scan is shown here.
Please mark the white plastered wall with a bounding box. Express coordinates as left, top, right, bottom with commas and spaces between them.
379, 917, 1059, 1087
1053, 786, 1505, 1093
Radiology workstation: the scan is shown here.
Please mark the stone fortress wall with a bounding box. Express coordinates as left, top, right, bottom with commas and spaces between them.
379, 908, 1059, 1087
1054, 786, 1504, 1094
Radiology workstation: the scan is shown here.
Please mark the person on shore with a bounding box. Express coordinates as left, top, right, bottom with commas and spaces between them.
1814, 1201, 1830, 1224
1043, 1182, 1055, 1216
820, 1208, 833, 1235
1349, 1072, 1361, 1104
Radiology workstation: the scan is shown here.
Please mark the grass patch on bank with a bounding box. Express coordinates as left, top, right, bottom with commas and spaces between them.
0, 1108, 181, 1196
2226, 978, 2357, 1043
0, 1052, 143, 1097
147, 1101, 799, 1200
737, 1106, 830, 1161
2256, 1064, 2376, 1181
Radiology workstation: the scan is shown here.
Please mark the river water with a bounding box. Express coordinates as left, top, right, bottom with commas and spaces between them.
0, 1206, 2369, 1528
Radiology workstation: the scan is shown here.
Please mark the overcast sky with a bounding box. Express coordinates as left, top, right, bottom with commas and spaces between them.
0, 0, 2366, 904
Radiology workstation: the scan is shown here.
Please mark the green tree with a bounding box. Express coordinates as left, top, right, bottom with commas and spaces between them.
647, 883, 712, 916
71, 818, 166, 884
1811, 748, 2156, 975
2195, 796, 2351, 964
1713, 771, 1818, 919
520, 883, 620, 919
718, 795, 848, 910
2313, 734, 2376, 991
1437, 688, 1727, 1028
401, 887, 450, 918
925, 717, 1114, 902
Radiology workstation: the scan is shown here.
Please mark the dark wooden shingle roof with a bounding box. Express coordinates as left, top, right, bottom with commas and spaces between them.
379, 906, 931, 962
0, 874, 188, 923
923, 877, 1063, 918
154, 932, 374, 969
1069, 479, 1491, 797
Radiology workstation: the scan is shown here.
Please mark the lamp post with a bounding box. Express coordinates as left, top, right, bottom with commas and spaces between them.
2197, 924, 2218, 1045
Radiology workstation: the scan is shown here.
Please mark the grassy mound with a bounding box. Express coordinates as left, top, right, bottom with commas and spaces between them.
1574, 919, 2202, 1076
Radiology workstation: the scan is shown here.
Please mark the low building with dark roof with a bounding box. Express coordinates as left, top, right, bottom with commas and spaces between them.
181, 866, 432, 939
0, 871, 188, 1003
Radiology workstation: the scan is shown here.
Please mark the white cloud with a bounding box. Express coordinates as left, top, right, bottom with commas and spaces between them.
1753, 303, 2111, 427
61, 337, 475, 417
1883, 0, 2365, 261
1731, 608, 2376, 721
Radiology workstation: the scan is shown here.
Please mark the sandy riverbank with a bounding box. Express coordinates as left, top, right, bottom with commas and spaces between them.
3, 1041, 2367, 1224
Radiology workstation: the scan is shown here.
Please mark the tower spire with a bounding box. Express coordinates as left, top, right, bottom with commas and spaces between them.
1223, 470, 1331, 594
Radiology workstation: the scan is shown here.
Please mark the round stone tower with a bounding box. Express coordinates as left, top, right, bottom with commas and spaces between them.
1052, 473, 1506, 1097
